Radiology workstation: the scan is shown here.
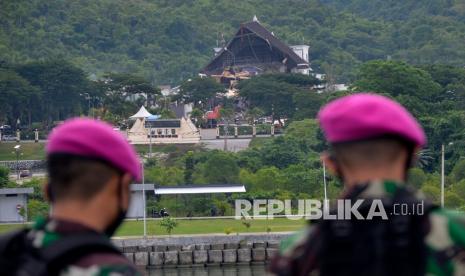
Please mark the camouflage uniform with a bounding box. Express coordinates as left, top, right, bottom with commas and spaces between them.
269, 181, 465, 276
29, 217, 140, 276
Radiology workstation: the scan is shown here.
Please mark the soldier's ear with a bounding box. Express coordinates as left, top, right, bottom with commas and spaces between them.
43, 182, 54, 202
120, 173, 132, 210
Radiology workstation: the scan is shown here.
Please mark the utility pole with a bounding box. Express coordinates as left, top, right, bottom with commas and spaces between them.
223, 122, 228, 151
149, 125, 153, 158
141, 160, 147, 238
441, 144, 445, 208
14, 145, 20, 180
323, 159, 328, 212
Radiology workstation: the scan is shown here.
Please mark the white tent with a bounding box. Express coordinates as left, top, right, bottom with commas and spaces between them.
130, 106, 152, 119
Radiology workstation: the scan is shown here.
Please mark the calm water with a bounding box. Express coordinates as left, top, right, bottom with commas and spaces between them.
147, 265, 267, 276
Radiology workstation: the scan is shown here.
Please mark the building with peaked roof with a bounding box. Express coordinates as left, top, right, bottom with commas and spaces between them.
127, 106, 200, 144
203, 17, 311, 77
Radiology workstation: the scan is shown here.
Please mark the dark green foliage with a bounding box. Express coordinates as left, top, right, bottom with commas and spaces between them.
177, 77, 225, 109
0, 68, 41, 126
0, 167, 9, 188
259, 137, 305, 169
3, 0, 465, 85
15, 60, 91, 125
353, 61, 441, 98
184, 151, 194, 184
203, 151, 239, 184
238, 75, 303, 121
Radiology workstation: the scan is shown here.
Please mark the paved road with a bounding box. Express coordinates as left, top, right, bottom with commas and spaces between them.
201, 138, 251, 152
9, 171, 46, 181
0, 140, 46, 143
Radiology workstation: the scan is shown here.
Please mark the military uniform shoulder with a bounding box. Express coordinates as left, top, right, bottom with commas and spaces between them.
63, 261, 141, 276
61, 251, 141, 275
426, 209, 465, 249
425, 208, 465, 275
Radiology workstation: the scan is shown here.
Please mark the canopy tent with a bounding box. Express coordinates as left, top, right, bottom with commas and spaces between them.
130, 106, 153, 119
147, 114, 161, 121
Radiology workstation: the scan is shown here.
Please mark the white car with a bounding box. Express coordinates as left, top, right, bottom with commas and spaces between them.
1, 135, 16, 141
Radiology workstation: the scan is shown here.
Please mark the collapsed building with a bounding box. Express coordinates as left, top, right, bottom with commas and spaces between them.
202, 16, 311, 84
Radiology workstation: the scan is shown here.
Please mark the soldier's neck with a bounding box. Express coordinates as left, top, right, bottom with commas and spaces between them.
50, 199, 108, 233
343, 166, 405, 188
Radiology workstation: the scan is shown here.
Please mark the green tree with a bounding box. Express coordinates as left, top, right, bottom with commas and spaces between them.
451, 159, 465, 183
407, 168, 427, 189
245, 107, 264, 125
238, 75, 302, 122
146, 167, 184, 185
202, 151, 239, 184
252, 167, 285, 192
0, 68, 42, 126
352, 60, 442, 116
177, 77, 224, 109
190, 108, 205, 127
99, 72, 160, 119
0, 167, 10, 188
285, 119, 323, 150
16, 60, 91, 126
260, 137, 305, 169
184, 151, 194, 184
160, 217, 178, 236
28, 199, 49, 221
293, 91, 324, 120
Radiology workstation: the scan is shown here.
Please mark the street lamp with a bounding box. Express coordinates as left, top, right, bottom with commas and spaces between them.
14, 145, 20, 180
441, 142, 453, 208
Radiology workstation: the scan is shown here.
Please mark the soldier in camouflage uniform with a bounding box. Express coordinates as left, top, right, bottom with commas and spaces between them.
0, 118, 142, 275
269, 94, 465, 276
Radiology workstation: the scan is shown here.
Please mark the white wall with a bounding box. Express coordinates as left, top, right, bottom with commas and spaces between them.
0, 194, 27, 222
127, 191, 144, 218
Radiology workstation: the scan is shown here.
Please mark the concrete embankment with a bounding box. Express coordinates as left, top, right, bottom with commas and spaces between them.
112, 233, 291, 269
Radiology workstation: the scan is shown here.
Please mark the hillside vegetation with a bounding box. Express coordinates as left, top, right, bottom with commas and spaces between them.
1, 0, 465, 84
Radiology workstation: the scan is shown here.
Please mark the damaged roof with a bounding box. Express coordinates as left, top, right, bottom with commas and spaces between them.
203, 20, 309, 74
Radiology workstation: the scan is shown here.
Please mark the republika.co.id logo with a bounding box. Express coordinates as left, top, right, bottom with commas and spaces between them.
234, 199, 424, 220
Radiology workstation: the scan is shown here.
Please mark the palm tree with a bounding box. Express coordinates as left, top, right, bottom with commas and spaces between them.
417, 149, 433, 169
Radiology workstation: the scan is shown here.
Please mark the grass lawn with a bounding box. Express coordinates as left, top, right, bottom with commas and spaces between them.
0, 218, 305, 237
0, 142, 46, 160
0, 143, 201, 161
249, 137, 273, 148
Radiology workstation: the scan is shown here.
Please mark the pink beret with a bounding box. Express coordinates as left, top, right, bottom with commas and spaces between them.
46, 118, 141, 181
318, 93, 426, 147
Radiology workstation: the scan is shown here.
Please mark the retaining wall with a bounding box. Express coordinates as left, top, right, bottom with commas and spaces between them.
112, 233, 290, 269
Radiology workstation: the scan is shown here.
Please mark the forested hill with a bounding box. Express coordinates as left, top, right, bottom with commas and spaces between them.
320, 0, 465, 20
1, 0, 465, 84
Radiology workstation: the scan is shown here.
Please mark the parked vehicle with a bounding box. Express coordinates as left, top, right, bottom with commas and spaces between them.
2, 135, 16, 141
19, 170, 31, 178
152, 208, 170, 218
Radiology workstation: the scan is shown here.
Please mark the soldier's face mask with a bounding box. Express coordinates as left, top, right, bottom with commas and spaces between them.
104, 176, 128, 237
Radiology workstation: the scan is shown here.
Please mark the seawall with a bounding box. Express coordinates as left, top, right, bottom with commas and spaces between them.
112, 233, 291, 269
